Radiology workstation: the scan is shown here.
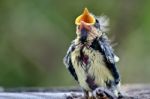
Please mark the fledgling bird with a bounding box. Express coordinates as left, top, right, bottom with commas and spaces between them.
64, 8, 122, 99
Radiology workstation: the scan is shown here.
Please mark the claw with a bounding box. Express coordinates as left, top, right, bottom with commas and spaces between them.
93, 87, 117, 99
95, 89, 107, 98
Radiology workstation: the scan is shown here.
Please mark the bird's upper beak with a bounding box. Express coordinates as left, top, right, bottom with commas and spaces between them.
75, 8, 96, 30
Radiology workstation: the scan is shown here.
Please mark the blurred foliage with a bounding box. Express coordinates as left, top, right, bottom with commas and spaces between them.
0, 0, 150, 87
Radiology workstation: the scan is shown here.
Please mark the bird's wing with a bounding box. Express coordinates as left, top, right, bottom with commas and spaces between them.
97, 34, 120, 84
63, 42, 78, 82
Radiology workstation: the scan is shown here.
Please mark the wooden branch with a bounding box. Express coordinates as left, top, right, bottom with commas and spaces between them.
0, 84, 149, 99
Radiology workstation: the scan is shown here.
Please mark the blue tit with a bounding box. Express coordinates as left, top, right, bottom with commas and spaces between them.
64, 8, 121, 99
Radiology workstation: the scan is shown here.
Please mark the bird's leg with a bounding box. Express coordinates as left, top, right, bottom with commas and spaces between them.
83, 90, 90, 99
83, 90, 95, 99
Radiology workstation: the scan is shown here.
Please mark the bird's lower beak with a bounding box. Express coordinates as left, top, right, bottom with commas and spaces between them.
79, 21, 91, 31
75, 8, 95, 26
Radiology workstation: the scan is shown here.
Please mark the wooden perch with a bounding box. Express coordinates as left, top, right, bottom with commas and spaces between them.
0, 84, 149, 99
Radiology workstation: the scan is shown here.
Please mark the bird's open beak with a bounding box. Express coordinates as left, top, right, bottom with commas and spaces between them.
75, 8, 95, 26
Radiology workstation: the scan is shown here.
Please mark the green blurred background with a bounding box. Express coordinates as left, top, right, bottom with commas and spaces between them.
0, 0, 150, 87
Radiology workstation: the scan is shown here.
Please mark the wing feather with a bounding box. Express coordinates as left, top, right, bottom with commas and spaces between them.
63, 42, 78, 82
98, 34, 120, 84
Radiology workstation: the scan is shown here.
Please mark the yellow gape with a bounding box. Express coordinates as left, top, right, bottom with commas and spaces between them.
75, 8, 95, 25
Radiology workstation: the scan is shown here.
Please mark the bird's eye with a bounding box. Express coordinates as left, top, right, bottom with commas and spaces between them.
96, 19, 99, 23
94, 19, 100, 29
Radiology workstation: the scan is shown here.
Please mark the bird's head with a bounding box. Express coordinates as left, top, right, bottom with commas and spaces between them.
75, 8, 102, 43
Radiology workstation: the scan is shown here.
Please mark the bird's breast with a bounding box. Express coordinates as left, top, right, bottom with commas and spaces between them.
71, 46, 114, 90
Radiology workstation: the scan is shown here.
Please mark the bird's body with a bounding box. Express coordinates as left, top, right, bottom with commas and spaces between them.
64, 8, 121, 98
71, 37, 114, 91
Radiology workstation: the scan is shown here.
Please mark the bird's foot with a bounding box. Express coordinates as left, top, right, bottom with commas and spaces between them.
93, 87, 117, 99
117, 92, 124, 99
117, 92, 135, 99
